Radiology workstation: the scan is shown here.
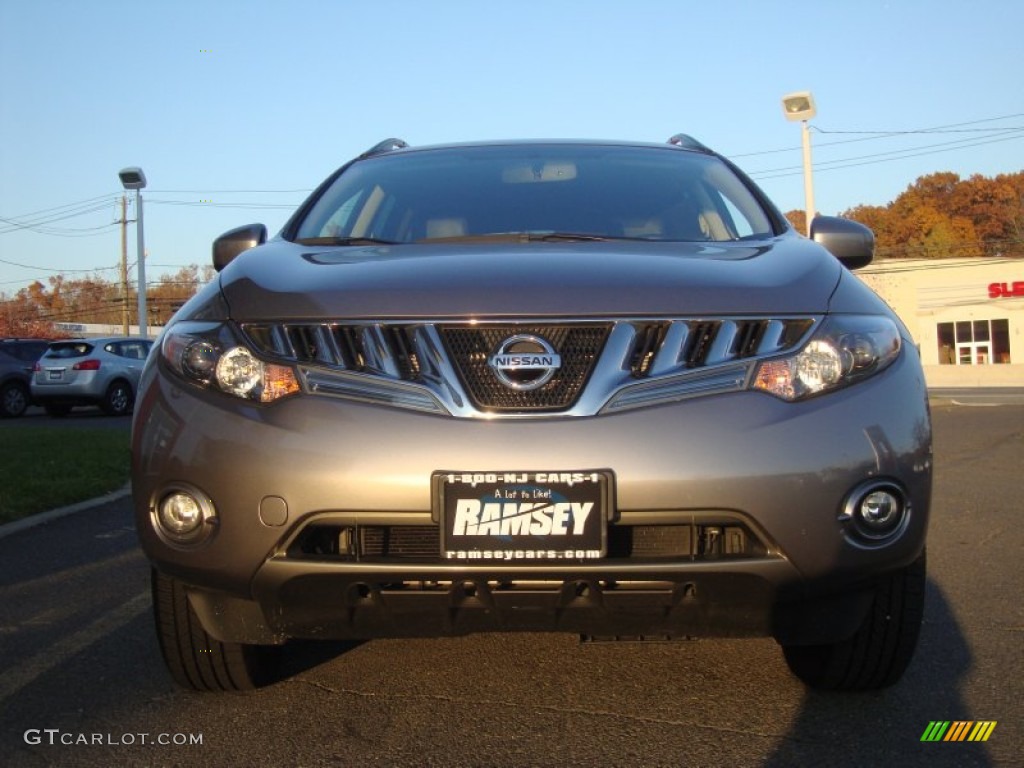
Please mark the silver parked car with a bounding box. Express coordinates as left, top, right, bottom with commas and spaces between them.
132, 137, 932, 692
32, 336, 153, 416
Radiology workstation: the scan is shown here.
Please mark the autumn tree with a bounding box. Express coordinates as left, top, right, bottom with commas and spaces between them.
0, 290, 61, 338
784, 210, 806, 234
1, 265, 214, 334
1005, 172, 1024, 250
842, 170, 1024, 259
7, 275, 122, 325
147, 265, 215, 326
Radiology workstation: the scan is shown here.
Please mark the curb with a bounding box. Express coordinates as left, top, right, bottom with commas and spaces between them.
0, 484, 132, 541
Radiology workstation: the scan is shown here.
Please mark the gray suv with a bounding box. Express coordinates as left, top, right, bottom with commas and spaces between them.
132, 137, 932, 692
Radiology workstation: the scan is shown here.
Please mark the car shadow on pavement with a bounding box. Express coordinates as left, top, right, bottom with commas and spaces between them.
278, 639, 366, 680
764, 577, 994, 768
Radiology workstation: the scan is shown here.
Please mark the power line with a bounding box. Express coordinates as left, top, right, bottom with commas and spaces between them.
147, 188, 312, 194
813, 112, 1024, 136
147, 199, 297, 210
0, 202, 120, 235
748, 132, 1024, 180
0, 193, 120, 222
0, 256, 120, 275
731, 112, 1024, 158
0, 220, 120, 238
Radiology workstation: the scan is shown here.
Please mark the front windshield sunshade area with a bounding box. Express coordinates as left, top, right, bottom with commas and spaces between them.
294, 145, 775, 245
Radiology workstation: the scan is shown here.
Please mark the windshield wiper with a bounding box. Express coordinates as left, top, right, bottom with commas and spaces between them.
304, 232, 672, 247
294, 236, 400, 246
526, 232, 611, 242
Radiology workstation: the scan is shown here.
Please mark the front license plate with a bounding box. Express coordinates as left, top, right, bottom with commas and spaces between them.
434, 470, 612, 561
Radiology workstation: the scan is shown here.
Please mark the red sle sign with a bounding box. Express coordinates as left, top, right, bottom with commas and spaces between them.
989, 281, 1024, 299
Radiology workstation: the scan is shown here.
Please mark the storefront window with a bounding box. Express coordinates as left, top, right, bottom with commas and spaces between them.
937, 319, 1011, 365
937, 323, 955, 364
993, 319, 1011, 363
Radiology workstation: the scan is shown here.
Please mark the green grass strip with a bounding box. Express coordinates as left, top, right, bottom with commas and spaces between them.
0, 426, 130, 524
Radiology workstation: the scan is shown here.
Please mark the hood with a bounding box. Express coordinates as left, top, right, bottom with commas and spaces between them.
218, 236, 842, 320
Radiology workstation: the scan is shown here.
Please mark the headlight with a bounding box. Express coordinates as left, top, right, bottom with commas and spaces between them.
752, 315, 901, 401
161, 322, 300, 403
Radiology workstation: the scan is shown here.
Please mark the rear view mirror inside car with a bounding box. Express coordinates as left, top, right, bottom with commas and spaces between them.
502, 162, 577, 183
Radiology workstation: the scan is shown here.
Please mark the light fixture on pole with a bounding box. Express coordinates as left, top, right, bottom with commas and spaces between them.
781, 91, 817, 236
118, 167, 148, 337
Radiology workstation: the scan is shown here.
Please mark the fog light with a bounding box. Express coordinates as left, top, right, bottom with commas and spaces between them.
159, 493, 202, 535
841, 481, 909, 545
154, 486, 216, 545
859, 491, 899, 530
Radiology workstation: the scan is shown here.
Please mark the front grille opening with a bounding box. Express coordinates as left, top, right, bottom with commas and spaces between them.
332, 326, 366, 370
629, 322, 670, 378
287, 521, 767, 562
606, 523, 765, 559
683, 322, 719, 367
781, 318, 815, 348
360, 525, 438, 558
285, 325, 323, 363
732, 321, 767, 358
330, 325, 421, 379
383, 326, 421, 379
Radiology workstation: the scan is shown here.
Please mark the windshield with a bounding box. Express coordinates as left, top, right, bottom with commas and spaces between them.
293, 144, 776, 245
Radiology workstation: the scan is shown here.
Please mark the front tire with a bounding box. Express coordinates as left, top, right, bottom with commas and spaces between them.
151, 569, 281, 692
1, 381, 29, 417
102, 380, 133, 416
782, 551, 926, 691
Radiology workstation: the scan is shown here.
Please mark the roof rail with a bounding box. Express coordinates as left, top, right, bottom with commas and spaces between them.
666, 134, 712, 153
359, 138, 409, 159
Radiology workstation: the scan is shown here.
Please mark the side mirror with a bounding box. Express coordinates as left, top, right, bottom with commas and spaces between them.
212, 223, 267, 272
810, 216, 874, 270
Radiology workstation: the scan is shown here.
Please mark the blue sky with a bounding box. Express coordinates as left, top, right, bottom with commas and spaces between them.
1, 0, 1021, 296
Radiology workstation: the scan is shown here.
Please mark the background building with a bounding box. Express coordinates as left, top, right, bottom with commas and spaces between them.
54, 323, 160, 340
858, 258, 1023, 387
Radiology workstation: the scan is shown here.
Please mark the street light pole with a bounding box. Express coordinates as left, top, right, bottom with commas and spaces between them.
781, 91, 817, 236
135, 188, 146, 338
118, 167, 148, 337
120, 195, 129, 336
800, 118, 815, 235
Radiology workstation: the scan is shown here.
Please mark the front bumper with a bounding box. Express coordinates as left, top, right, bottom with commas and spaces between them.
132, 348, 931, 645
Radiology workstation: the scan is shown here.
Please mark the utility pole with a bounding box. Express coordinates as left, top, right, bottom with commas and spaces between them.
119, 195, 130, 335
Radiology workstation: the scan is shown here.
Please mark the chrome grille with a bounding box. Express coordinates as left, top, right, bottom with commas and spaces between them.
245, 323, 421, 378
629, 318, 813, 373
241, 317, 817, 417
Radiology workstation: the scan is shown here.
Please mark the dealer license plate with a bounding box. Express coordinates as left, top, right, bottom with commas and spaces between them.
434, 470, 612, 561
